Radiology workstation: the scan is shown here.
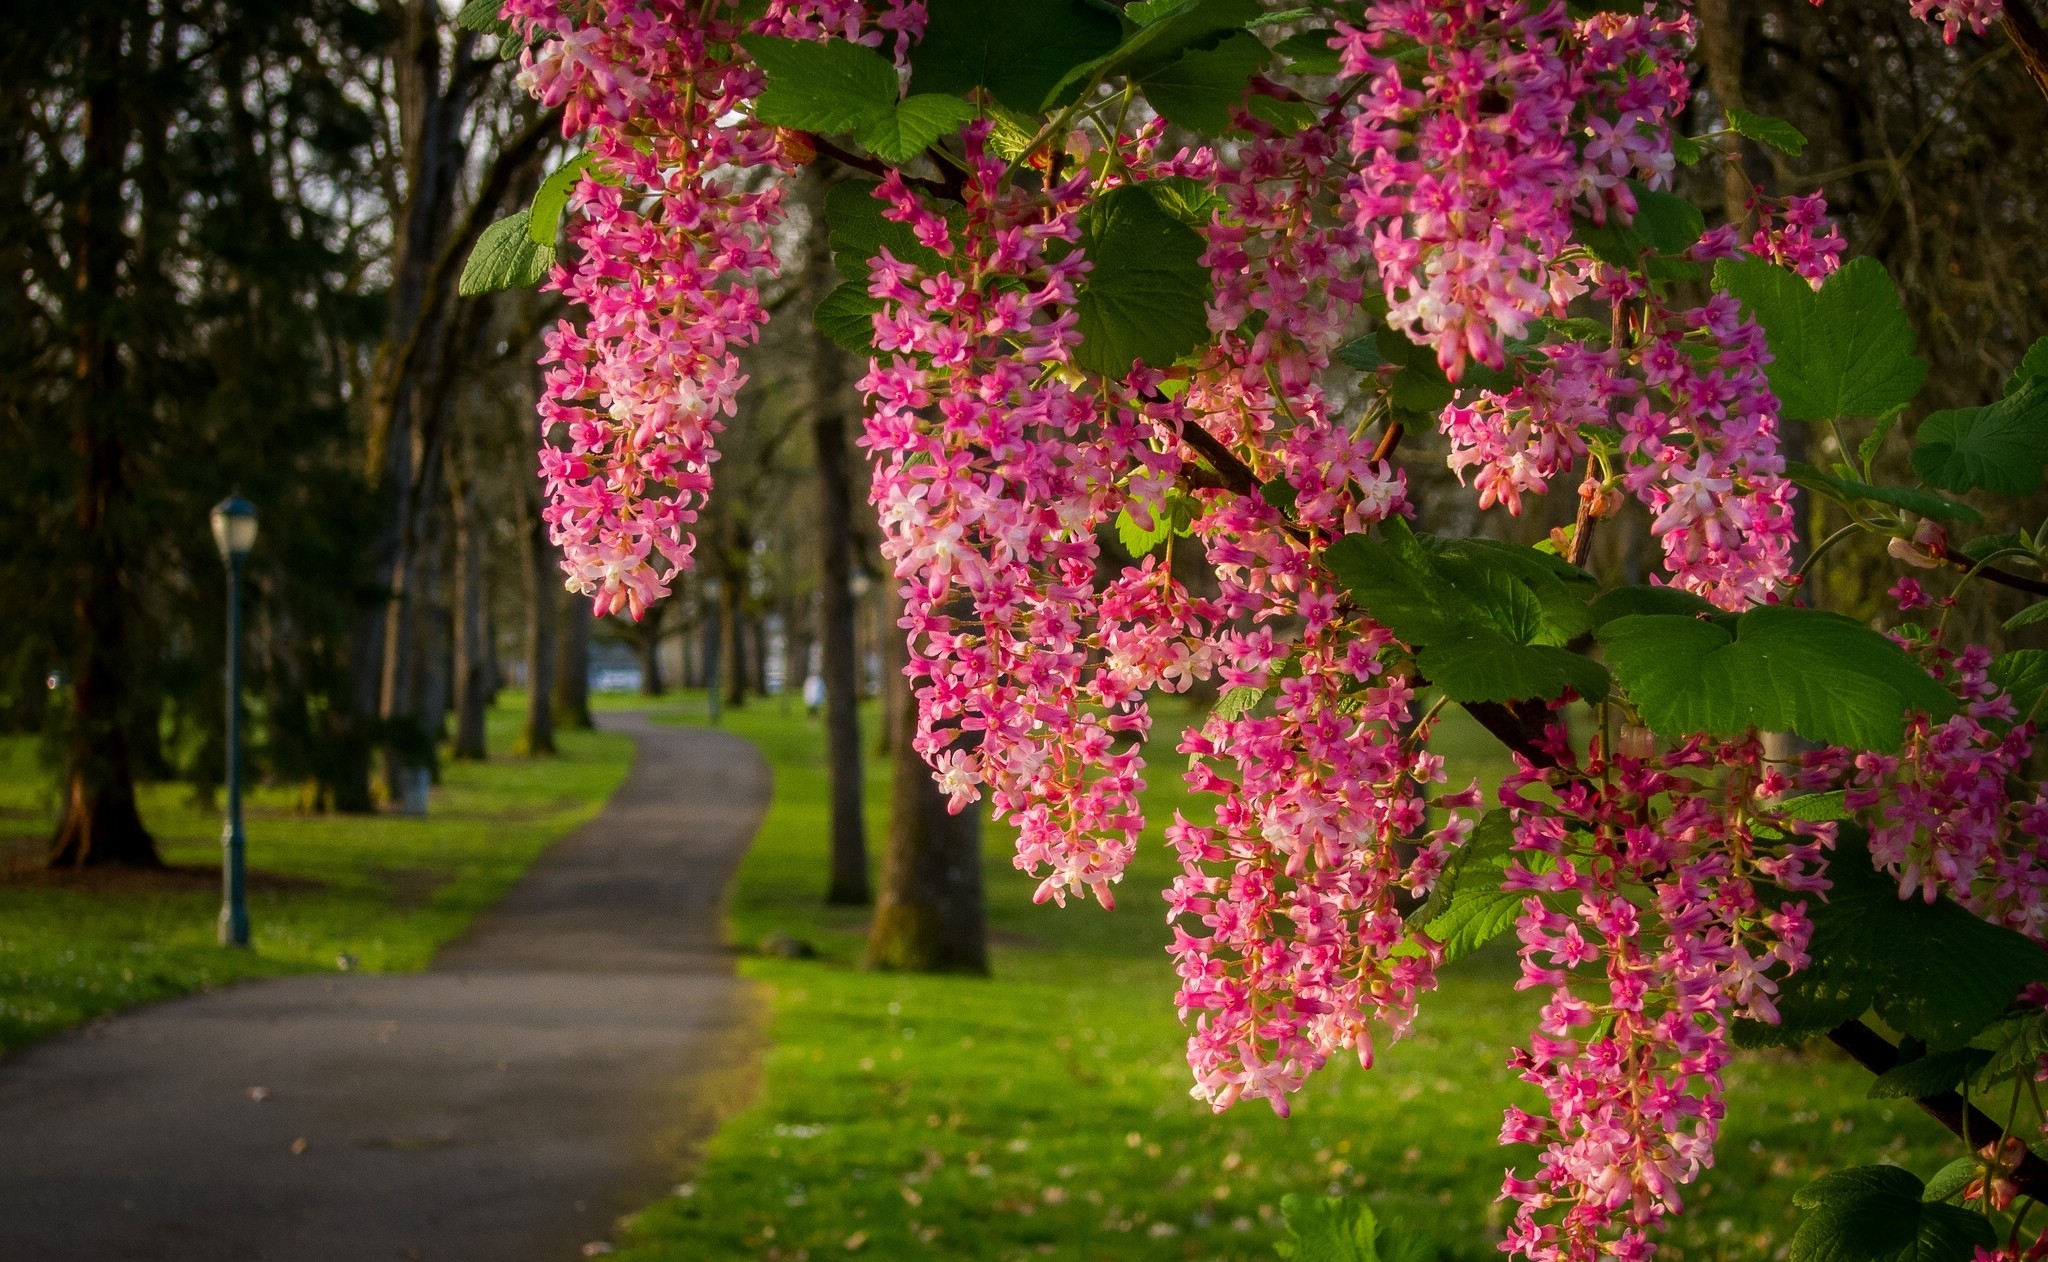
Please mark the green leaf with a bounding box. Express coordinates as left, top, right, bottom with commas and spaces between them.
1790, 1164, 1994, 1262
814, 282, 881, 356
1786, 462, 1985, 524
910, 0, 1122, 113
1991, 650, 2048, 720
1420, 631, 1610, 706
1572, 183, 1703, 275
458, 209, 554, 297
1408, 810, 1513, 927
1598, 605, 1957, 753
2005, 601, 2048, 631
1866, 1048, 1990, 1099
1139, 31, 1267, 134
853, 93, 980, 164
1275, 1194, 1378, 1262
1727, 107, 1809, 156
1910, 378, 2048, 498
1860, 405, 1906, 469
1671, 132, 1705, 165
1213, 685, 1263, 720
1715, 256, 1928, 422
823, 180, 949, 282
1922, 1157, 1979, 1205
1041, 0, 1262, 110
1972, 1011, 2048, 1087
1143, 175, 1227, 227
1071, 184, 1213, 377
1754, 829, 2048, 1049
1779, 790, 1851, 822
1116, 504, 1171, 556
1325, 525, 1606, 706
455, 0, 511, 36
1242, 95, 1318, 133
740, 35, 899, 135
2005, 337, 2048, 397
528, 152, 596, 245
1588, 586, 1718, 626
1275, 28, 1341, 74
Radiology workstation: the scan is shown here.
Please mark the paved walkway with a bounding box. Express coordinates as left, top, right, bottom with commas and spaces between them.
0, 715, 769, 1262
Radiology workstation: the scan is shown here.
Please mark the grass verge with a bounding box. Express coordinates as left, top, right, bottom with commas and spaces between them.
617, 694, 1952, 1262
0, 698, 631, 1053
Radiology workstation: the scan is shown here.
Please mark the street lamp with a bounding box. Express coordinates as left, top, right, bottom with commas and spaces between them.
210, 495, 257, 948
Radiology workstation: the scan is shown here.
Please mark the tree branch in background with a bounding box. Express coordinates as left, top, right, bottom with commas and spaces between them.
2002, 0, 2048, 102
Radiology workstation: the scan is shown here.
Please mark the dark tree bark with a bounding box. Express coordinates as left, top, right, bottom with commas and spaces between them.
638, 601, 667, 697
517, 472, 557, 757
51, 5, 157, 868
806, 171, 872, 905
450, 453, 488, 759
719, 554, 749, 710
864, 589, 985, 973
554, 597, 593, 730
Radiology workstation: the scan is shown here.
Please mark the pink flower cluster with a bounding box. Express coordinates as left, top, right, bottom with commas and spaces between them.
858, 133, 1187, 909
1797, 641, 2048, 941
1494, 728, 1828, 1262
1820, 0, 2006, 44
1336, 3, 1689, 379
506, 0, 791, 617
509, 0, 921, 618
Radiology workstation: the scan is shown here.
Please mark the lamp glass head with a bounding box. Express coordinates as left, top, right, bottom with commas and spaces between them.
210, 496, 258, 560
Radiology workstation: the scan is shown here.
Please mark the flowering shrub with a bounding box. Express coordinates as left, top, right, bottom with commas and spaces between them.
462, 1, 2048, 1258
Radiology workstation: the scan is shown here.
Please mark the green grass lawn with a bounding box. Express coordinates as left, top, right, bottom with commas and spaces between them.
0, 698, 632, 1053
618, 694, 1953, 1262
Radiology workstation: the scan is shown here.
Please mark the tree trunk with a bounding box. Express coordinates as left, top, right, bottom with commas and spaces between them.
450, 456, 488, 759
517, 474, 557, 757
52, 6, 158, 869
638, 602, 667, 696
555, 596, 593, 730
1696, 0, 1752, 228
807, 170, 871, 904
864, 588, 985, 973
720, 563, 748, 710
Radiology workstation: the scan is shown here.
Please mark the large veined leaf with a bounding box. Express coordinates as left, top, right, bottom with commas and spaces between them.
1597, 605, 1956, 753
1991, 649, 2048, 721
821, 180, 950, 282
2006, 336, 2048, 397
1910, 377, 2048, 498
741, 36, 899, 134
1071, 183, 1212, 377
909, 0, 1122, 112
813, 283, 881, 356
459, 209, 554, 296
854, 93, 980, 164
1325, 522, 1607, 706
1790, 1165, 1994, 1262
1727, 107, 1809, 156
1138, 30, 1267, 134
1276, 1195, 1435, 1262
528, 152, 595, 245
1740, 830, 2048, 1050
1040, 0, 1262, 109
1716, 256, 1928, 422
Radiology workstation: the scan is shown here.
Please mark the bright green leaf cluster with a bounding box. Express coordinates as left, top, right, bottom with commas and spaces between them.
1325, 521, 1608, 706
1596, 604, 1954, 753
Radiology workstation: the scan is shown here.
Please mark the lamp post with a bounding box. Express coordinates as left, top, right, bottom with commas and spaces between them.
210, 495, 258, 948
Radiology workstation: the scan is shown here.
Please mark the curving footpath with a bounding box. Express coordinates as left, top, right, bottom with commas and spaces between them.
0, 715, 768, 1262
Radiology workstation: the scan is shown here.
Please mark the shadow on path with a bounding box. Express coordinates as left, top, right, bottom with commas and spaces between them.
0, 715, 768, 1262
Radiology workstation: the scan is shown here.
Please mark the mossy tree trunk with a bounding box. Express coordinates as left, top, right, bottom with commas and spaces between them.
864, 600, 985, 974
